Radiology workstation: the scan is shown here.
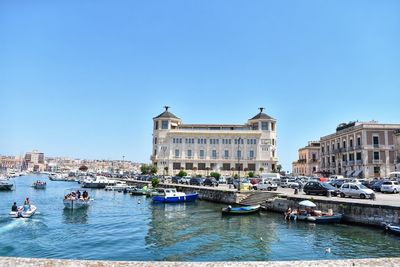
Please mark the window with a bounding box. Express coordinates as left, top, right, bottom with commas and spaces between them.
212, 150, 217, 158
271, 122, 275, 131
199, 150, 205, 158
154, 137, 157, 144
252, 123, 258, 130
175, 149, 180, 158
198, 163, 206, 170
343, 140, 346, 148
350, 139, 353, 147
342, 184, 349, 189
237, 150, 241, 159
261, 122, 268, 130
224, 150, 229, 158
350, 185, 358, 190
172, 162, 181, 170
373, 151, 380, 160
161, 120, 168, 129
249, 150, 254, 158
154, 121, 159, 130
332, 144, 335, 151
357, 137, 361, 146
356, 152, 361, 160
373, 136, 379, 147
187, 150, 192, 158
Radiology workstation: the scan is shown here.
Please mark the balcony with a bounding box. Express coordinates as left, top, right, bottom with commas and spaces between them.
355, 145, 362, 150
356, 160, 362, 165
333, 149, 340, 154
348, 160, 354, 166
373, 159, 382, 164
297, 159, 307, 164
348, 146, 354, 152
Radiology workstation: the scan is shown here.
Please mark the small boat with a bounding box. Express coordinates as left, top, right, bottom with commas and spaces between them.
81, 176, 116, 189
10, 205, 37, 218
63, 190, 91, 209
385, 223, 400, 236
130, 186, 150, 196
285, 201, 342, 223
105, 181, 135, 192
49, 173, 68, 181
152, 188, 198, 203
32, 181, 47, 189
221, 204, 261, 215
0, 179, 13, 191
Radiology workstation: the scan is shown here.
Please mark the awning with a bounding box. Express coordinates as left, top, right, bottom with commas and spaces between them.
348, 170, 355, 177
344, 170, 349, 177
353, 170, 363, 177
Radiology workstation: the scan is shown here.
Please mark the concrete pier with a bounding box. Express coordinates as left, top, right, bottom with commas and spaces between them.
1, 256, 399, 267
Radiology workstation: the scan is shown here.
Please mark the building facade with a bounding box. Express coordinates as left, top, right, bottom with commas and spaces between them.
292, 141, 320, 176
395, 129, 400, 172
320, 121, 400, 178
151, 107, 278, 176
24, 150, 45, 172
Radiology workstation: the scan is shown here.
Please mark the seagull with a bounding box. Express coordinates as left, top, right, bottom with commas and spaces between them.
325, 248, 331, 254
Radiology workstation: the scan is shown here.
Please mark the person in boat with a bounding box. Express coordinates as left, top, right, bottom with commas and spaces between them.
23, 198, 30, 212
227, 205, 232, 211
11, 202, 18, 212
76, 190, 81, 199
82, 190, 88, 200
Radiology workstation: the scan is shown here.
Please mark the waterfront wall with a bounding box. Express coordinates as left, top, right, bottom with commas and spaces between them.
1, 256, 400, 267
266, 196, 400, 226
125, 180, 241, 204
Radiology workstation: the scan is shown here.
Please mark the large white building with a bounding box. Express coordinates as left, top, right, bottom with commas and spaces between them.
151, 106, 278, 176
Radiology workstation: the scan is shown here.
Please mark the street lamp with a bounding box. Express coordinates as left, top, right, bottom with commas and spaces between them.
161, 146, 167, 180
237, 137, 242, 192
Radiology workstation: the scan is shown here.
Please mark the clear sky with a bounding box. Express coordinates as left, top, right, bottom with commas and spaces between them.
1, 1, 399, 171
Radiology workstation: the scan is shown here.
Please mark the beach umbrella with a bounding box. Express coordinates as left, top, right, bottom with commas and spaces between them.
298, 200, 316, 207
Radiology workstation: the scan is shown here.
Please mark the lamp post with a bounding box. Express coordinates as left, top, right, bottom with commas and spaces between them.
161, 146, 167, 181
237, 137, 242, 192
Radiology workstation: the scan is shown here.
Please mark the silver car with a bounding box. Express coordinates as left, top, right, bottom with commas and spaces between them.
340, 182, 375, 199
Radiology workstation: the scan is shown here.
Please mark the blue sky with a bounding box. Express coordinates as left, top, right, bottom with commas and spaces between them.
1, 1, 399, 171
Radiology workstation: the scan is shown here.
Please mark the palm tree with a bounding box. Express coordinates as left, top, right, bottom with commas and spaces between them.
276, 164, 282, 173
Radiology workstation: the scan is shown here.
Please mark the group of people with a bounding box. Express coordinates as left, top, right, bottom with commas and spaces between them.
11, 197, 31, 213
64, 190, 89, 201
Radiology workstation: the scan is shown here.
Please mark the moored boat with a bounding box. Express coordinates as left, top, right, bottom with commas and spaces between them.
81, 176, 116, 189
0, 178, 13, 191
105, 181, 135, 192
285, 200, 342, 224
384, 224, 400, 236
221, 204, 261, 215
10, 205, 37, 218
152, 188, 198, 203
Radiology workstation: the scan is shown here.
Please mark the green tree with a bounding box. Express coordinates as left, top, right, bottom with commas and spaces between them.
140, 164, 150, 174
259, 167, 264, 174
276, 164, 282, 173
210, 172, 221, 180
151, 177, 160, 187
79, 165, 88, 172
177, 170, 187, 177
248, 171, 254, 178
150, 165, 158, 175
205, 167, 211, 176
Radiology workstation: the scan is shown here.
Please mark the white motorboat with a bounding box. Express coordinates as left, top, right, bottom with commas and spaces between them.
10, 205, 37, 218
63, 190, 91, 209
81, 176, 116, 189
0, 178, 13, 191
104, 181, 134, 192
49, 172, 68, 181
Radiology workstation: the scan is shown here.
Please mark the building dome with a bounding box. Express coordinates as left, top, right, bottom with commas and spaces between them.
153, 106, 180, 120
250, 107, 275, 120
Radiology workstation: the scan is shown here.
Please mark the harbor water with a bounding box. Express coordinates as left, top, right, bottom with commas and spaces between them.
0, 175, 400, 261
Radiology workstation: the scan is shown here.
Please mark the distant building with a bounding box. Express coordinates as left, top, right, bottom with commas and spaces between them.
320, 121, 400, 178
0, 156, 22, 171
24, 150, 45, 172
151, 106, 278, 176
292, 141, 320, 176
395, 129, 400, 172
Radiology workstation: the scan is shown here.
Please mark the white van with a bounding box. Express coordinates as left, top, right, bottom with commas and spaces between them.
255, 178, 278, 191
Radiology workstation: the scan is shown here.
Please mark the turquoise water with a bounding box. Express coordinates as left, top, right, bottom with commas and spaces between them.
0, 175, 399, 261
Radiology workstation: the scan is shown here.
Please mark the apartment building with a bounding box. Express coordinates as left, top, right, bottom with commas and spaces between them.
320, 121, 400, 178
292, 141, 320, 176
151, 106, 278, 176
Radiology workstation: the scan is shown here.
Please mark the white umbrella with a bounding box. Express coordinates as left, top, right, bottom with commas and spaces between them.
298, 200, 316, 208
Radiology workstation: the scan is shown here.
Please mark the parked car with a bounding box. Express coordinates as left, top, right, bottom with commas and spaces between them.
253, 179, 278, 191
380, 181, 400, 193
233, 179, 252, 190
171, 176, 182, 184
340, 182, 375, 199
371, 180, 387, 192
280, 178, 299, 188
218, 176, 227, 184
203, 178, 219, 187
329, 179, 347, 188
189, 177, 203, 186
180, 176, 191, 184
303, 181, 340, 196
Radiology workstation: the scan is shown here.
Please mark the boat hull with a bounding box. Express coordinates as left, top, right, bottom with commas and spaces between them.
63, 199, 90, 209
10, 205, 37, 218
222, 205, 261, 215
33, 184, 46, 189
0, 184, 13, 191
385, 224, 400, 236
81, 182, 108, 189
286, 213, 342, 223
153, 193, 198, 203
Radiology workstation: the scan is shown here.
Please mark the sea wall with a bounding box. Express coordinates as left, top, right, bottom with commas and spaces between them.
125, 180, 240, 204
266, 196, 400, 226
1, 256, 400, 267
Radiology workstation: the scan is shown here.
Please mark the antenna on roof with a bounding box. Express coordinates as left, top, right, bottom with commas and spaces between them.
259, 107, 264, 113
164, 106, 170, 112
